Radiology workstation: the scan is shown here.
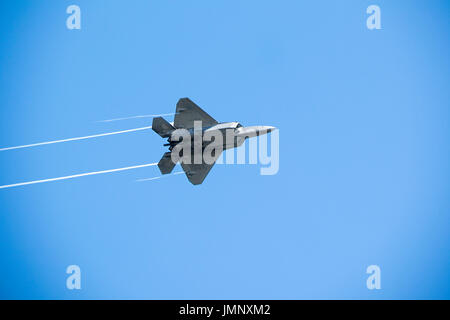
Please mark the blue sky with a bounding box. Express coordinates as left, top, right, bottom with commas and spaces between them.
0, 0, 449, 299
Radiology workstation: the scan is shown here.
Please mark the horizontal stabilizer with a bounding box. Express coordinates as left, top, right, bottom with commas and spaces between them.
152, 117, 175, 138
158, 152, 176, 175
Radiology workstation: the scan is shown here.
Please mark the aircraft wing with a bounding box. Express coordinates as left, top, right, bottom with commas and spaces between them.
181, 150, 222, 185
174, 98, 218, 129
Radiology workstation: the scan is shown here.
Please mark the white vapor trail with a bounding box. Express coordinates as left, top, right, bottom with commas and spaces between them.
0, 126, 153, 152
0, 163, 158, 189
97, 113, 177, 123
136, 171, 184, 182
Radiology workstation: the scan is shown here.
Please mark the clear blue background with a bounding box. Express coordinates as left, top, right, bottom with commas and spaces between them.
0, 0, 449, 299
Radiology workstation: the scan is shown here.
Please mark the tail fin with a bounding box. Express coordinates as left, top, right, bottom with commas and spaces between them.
158, 152, 176, 174
152, 117, 175, 138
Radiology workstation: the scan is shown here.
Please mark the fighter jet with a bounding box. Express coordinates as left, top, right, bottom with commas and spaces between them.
152, 98, 275, 185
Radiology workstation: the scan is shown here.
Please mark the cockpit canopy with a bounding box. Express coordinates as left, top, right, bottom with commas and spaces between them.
230, 122, 242, 129
208, 122, 242, 130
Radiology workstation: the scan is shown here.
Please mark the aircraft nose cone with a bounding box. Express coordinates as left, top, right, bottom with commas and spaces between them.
236, 126, 277, 138
264, 126, 276, 133
257, 126, 276, 135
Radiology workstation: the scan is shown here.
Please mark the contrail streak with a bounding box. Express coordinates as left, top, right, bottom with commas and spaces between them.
136, 171, 184, 182
97, 113, 177, 123
0, 126, 153, 152
0, 163, 158, 189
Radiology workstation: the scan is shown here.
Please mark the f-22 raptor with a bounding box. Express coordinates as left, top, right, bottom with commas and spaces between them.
152, 98, 275, 185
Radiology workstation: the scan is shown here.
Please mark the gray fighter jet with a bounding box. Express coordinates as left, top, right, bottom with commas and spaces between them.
152, 98, 275, 185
